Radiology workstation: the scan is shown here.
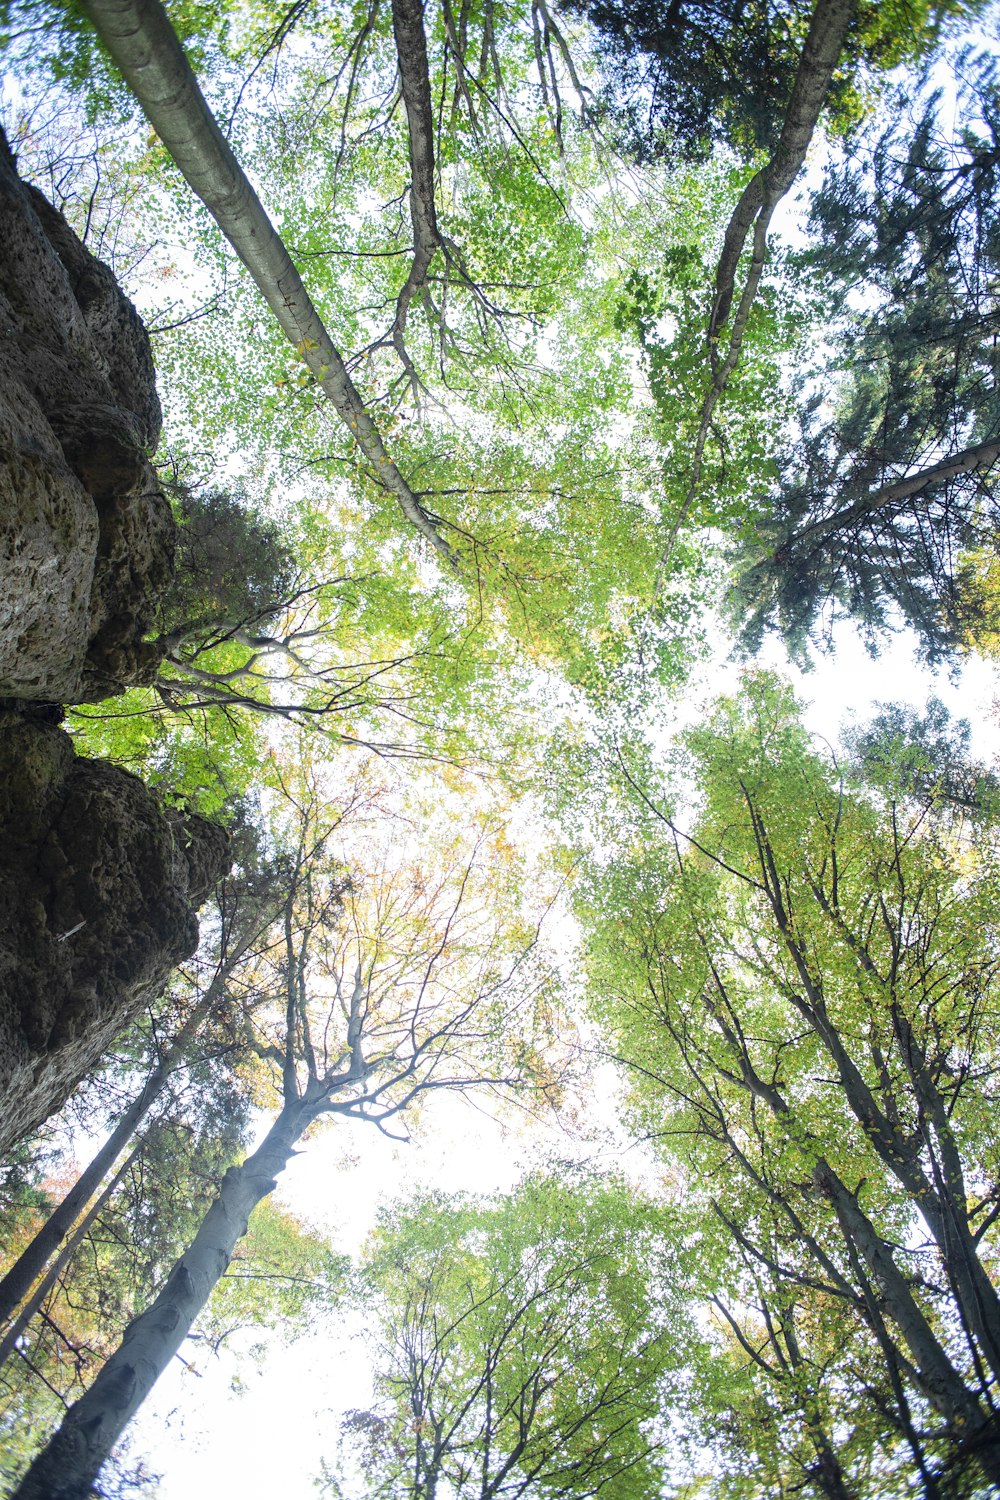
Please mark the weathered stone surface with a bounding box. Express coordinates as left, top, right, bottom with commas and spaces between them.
0, 128, 173, 704
0, 710, 230, 1157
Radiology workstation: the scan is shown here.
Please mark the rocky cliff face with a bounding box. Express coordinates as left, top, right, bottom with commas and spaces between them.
0, 711, 230, 1156
0, 128, 173, 704
0, 135, 230, 1151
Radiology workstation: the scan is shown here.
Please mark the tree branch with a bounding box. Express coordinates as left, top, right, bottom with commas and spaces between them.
82, 0, 458, 566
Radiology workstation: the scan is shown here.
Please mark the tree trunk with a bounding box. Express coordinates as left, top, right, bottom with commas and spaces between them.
814, 1159, 1000, 1489
390, 0, 441, 332
0, 1137, 144, 1375
786, 886, 1000, 1384
711, 991, 1000, 1487
11, 1100, 313, 1500
0, 987, 217, 1334
710, 0, 857, 336
660, 0, 856, 563
783, 437, 1000, 551
81, 0, 456, 565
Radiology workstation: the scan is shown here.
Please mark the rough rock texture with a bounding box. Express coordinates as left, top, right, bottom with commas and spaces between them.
0, 135, 230, 1153
0, 127, 173, 704
0, 710, 230, 1157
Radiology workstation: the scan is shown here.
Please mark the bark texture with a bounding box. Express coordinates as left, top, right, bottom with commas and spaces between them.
0, 709, 229, 1156
0, 127, 174, 703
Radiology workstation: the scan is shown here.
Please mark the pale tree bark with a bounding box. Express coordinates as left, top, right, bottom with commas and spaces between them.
82, 0, 457, 565
660, 0, 856, 564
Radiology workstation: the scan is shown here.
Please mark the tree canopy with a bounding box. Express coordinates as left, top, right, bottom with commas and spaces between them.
3, 0, 1000, 1494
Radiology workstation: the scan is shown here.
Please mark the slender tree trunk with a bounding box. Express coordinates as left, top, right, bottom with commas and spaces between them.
660, 0, 856, 564
710, 992, 1000, 1486
814, 1159, 1000, 1489
12, 1100, 314, 1500
783, 437, 1000, 552
82, 0, 456, 565
0, 989, 217, 1334
787, 887, 1000, 1383
391, 0, 441, 316
780, 1316, 857, 1500
710, 0, 857, 337
0, 1138, 145, 1375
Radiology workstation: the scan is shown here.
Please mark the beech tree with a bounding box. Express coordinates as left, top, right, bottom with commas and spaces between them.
11, 776, 560, 1499
581, 675, 1000, 1494
3, 0, 999, 1491
6, 0, 785, 717
322, 1174, 684, 1500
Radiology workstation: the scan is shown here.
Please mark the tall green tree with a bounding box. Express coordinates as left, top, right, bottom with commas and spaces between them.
581, 675, 1000, 1495
322, 1174, 686, 1500
729, 59, 1000, 661
5, 0, 742, 719
12, 772, 561, 1499
570, 0, 967, 160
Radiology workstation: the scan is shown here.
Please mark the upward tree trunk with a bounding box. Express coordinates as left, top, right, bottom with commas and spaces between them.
390, 0, 441, 337
82, 0, 456, 566
660, 0, 856, 564
813, 1158, 1000, 1489
710, 983, 1000, 1488
709, 0, 857, 338
0, 985, 219, 1334
786, 880, 1000, 1385
12, 1099, 314, 1500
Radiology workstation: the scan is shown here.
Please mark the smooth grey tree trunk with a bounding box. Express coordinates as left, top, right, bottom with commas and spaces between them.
12, 1099, 314, 1500
82, 0, 455, 564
